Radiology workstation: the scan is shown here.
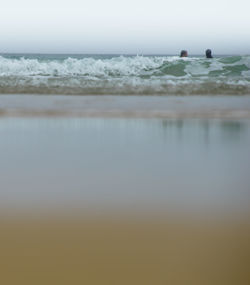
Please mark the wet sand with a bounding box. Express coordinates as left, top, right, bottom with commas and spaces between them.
1, 94, 250, 284
1, 117, 250, 215
1, 94, 250, 118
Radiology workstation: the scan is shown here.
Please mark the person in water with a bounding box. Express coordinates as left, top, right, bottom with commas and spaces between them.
206, 49, 213, 58
180, 50, 188, 57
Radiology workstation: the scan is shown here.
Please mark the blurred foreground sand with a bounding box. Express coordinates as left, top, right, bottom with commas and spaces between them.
0, 215, 249, 285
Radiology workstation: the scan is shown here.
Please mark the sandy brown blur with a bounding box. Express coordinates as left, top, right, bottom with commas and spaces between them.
1, 98, 250, 284
0, 215, 249, 285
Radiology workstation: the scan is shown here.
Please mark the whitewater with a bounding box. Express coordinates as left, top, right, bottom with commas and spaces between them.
0, 54, 250, 95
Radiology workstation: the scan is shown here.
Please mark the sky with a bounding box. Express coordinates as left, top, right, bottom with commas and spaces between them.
1, 0, 250, 54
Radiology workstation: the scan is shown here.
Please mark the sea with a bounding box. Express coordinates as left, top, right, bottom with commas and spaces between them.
0, 53, 250, 95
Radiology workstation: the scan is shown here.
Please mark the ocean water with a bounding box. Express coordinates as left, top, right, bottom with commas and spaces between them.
0, 54, 250, 95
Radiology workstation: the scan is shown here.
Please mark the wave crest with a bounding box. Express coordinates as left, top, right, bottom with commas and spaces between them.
0, 55, 250, 95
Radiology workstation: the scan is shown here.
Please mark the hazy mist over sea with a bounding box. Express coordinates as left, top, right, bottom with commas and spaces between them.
1, 0, 250, 54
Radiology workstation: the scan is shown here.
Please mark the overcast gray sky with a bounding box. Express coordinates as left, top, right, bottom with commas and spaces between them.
1, 0, 250, 54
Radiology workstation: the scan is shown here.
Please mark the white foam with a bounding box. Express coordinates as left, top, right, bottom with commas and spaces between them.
0, 55, 250, 95
0, 55, 167, 77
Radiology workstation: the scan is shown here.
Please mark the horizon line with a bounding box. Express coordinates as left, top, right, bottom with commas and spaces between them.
0, 52, 248, 56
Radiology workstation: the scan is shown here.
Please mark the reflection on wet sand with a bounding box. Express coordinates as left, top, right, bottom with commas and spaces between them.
0, 118, 249, 214
161, 119, 248, 144
219, 120, 247, 140
0, 117, 250, 284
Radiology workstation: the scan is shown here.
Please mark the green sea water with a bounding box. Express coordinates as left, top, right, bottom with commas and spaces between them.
0, 54, 250, 95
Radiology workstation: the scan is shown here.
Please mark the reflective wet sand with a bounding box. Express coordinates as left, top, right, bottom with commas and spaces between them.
1, 117, 250, 215
0, 95, 250, 284
1, 94, 250, 118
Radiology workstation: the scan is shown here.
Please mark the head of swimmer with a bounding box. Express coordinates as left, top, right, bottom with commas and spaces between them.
206, 49, 213, 58
180, 50, 188, 57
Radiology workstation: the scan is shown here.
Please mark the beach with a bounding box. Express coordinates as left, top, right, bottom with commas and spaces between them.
1, 54, 250, 284
1, 94, 250, 118
2, 0, 250, 277
1, 216, 250, 285
1, 93, 250, 284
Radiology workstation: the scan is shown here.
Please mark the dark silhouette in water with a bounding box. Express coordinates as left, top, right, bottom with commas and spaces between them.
180, 50, 188, 57
206, 49, 213, 58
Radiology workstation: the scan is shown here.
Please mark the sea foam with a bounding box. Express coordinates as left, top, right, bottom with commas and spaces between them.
0, 55, 250, 95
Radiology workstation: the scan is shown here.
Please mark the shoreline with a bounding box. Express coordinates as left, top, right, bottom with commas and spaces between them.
1, 94, 250, 118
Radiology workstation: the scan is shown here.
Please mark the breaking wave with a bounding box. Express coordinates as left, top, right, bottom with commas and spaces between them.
0, 54, 250, 95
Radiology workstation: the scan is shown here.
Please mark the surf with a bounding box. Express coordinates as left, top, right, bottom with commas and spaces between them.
0, 54, 250, 95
